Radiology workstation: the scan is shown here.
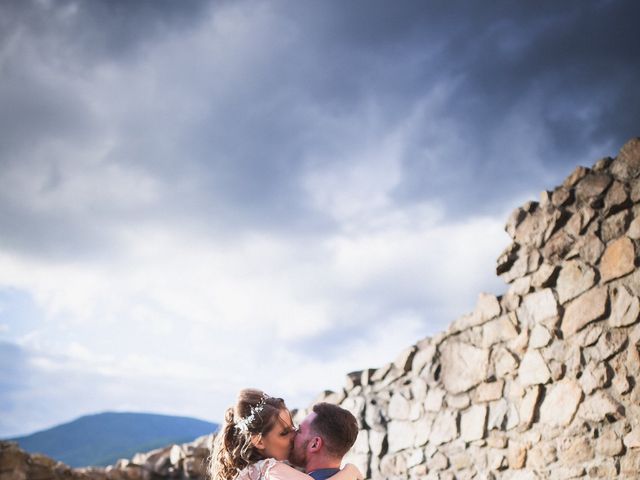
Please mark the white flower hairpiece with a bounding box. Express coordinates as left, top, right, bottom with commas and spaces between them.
235, 393, 270, 434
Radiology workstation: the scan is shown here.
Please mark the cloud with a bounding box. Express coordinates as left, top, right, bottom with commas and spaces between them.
0, 0, 639, 436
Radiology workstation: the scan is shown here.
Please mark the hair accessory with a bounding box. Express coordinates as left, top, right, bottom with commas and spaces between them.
235, 393, 270, 433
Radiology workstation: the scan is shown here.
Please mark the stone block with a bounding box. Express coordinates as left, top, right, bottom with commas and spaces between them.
517, 289, 558, 328
611, 137, 640, 179
529, 324, 552, 348
600, 236, 635, 283
601, 209, 631, 243
424, 388, 445, 412
518, 385, 541, 429
482, 315, 519, 348
440, 341, 489, 394
429, 410, 458, 445
561, 286, 608, 336
473, 380, 505, 403
460, 405, 487, 442
609, 285, 640, 327
577, 390, 623, 422
596, 429, 624, 456
577, 232, 605, 265
518, 350, 551, 386
593, 329, 628, 361
579, 360, 610, 394
539, 379, 583, 427
388, 393, 411, 420
556, 260, 596, 304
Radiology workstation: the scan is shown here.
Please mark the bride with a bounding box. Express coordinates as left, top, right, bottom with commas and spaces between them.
209, 389, 363, 480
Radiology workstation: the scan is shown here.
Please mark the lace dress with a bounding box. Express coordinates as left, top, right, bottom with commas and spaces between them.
235, 459, 281, 480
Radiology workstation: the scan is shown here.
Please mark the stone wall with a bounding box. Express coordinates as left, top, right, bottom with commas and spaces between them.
324, 137, 640, 479
0, 434, 212, 480
3, 138, 640, 480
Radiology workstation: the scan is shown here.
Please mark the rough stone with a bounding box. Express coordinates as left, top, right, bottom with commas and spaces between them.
563, 166, 589, 188
577, 390, 623, 422
596, 429, 624, 456
578, 360, 610, 394
518, 350, 551, 386
624, 428, 640, 449
566, 206, 597, 237
527, 441, 557, 470
513, 207, 560, 248
387, 421, 416, 453
593, 329, 628, 361
447, 392, 471, 410
528, 325, 552, 348
561, 286, 609, 336
428, 451, 449, 471
611, 137, 640, 179
487, 399, 509, 430
501, 247, 542, 283
460, 405, 487, 442
575, 322, 603, 347
577, 232, 605, 265
539, 379, 583, 427
556, 260, 596, 304
388, 393, 411, 420
601, 236, 635, 283
424, 388, 445, 412
410, 377, 428, 401
413, 416, 434, 447
518, 385, 541, 429
531, 263, 559, 289
559, 435, 594, 464
609, 285, 640, 327
473, 380, 504, 403
542, 230, 574, 262
494, 348, 519, 377
430, 410, 458, 445
628, 215, 640, 239
440, 341, 489, 394
575, 172, 612, 204
507, 442, 527, 469
394, 345, 417, 373
601, 209, 631, 243
411, 343, 436, 375
481, 314, 519, 348
517, 289, 558, 327
604, 180, 630, 214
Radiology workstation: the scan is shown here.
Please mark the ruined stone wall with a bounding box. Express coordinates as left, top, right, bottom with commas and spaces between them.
3, 138, 640, 480
0, 434, 212, 480
325, 137, 640, 479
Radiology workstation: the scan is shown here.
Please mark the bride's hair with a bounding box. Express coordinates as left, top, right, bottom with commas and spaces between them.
208, 388, 287, 480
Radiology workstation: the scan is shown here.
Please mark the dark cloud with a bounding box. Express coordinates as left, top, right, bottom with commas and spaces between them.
0, 0, 639, 257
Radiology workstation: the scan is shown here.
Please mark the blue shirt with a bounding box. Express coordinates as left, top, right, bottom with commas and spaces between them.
308, 468, 340, 480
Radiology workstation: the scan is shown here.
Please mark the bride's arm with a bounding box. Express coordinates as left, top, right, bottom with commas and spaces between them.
266, 463, 363, 480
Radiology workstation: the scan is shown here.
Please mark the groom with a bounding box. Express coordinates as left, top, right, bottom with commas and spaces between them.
289, 402, 359, 480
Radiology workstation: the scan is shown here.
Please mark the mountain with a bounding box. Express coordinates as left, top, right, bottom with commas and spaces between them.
8, 412, 218, 467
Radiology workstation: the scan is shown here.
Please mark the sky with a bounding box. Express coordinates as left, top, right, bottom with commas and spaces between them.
1, 0, 639, 438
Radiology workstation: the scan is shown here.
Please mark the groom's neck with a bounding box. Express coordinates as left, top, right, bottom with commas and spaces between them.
305, 454, 342, 473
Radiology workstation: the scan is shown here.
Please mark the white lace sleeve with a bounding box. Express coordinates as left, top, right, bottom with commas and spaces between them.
261, 458, 280, 479
235, 459, 280, 480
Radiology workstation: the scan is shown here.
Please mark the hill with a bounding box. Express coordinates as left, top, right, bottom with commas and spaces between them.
8, 412, 217, 467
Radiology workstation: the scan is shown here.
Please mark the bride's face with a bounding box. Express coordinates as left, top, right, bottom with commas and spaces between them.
256, 409, 296, 461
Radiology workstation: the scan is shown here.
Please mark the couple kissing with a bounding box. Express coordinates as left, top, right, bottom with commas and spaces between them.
209, 388, 363, 480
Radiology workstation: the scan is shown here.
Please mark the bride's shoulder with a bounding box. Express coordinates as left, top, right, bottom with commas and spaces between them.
236, 459, 281, 480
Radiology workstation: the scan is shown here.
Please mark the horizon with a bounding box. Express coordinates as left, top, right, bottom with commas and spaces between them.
6, 410, 218, 439
2, 0, 640, 438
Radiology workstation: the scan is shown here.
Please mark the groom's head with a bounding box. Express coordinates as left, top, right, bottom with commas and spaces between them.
290, 402, 359, 470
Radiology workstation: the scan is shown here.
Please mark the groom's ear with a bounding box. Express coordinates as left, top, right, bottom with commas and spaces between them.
250, 434, 265, 451
309, 436, 323, 453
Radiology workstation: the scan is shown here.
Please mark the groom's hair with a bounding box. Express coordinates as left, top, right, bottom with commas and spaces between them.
310, 403, 359, 458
